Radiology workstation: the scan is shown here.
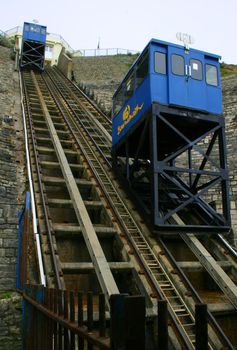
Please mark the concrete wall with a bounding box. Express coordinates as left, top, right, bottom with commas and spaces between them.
57, 48, 73, 79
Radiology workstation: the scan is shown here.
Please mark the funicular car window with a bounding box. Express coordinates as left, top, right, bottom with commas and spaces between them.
172, 54, 185, 76
154, 52, 166, 74
190, 59, 202, 80
41, 28, 46, 35
30, 26, 40, 33
114, 87, 124, 116
124, 72, 135, 102
206, 64, 218, 86
136, 51, 149, 88
24, 24, 30, 32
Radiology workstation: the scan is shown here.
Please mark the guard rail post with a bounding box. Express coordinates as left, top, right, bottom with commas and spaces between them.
195, 303, 208, 350
110, 294, 145, 350
157, 300, 168, 350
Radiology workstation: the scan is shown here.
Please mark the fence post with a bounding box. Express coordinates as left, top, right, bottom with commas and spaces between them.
110, 294, 126, 349
157, 300, 168, 350
99, 293, 106, 337
22, 287, 30, 349
110, 294, 145, 350
195, 303, 208, 350
124, 295, 145, 350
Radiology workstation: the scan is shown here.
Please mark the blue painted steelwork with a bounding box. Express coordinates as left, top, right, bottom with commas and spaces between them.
112, 38, 222, 146
16, 192, 30, 290
20, 22, 47, 71
112, 39, 230, 232
16, 206, 24, 290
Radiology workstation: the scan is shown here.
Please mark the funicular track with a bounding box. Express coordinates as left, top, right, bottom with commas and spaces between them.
21, 67, 236, 349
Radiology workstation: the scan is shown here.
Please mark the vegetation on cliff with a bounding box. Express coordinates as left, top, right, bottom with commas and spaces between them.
221, 62, 237, 77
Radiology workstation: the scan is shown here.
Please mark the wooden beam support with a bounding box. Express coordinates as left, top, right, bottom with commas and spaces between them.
178, 260, 232, 272
180, 232, 237, 309
172, 213, 237, 309
61, 262, 134, 273
52, 223, 116, 238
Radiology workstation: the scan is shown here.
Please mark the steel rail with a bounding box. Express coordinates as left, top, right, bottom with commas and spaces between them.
31, 71, 119, 305
42, 69, 228, 350
44, 68, 237, 349
22, 70, 62, 290
218, 234, 237, 259
19, 71, 46, 287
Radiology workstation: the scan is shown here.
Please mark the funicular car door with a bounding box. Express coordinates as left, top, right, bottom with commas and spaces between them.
168, 46, 188, 107
168, 46, 207, 111
187, 50, 207, 111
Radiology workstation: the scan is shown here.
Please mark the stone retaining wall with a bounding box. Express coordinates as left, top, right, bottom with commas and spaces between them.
0, 45, 23, 349
222, 76, 237, 235
73, 54, 138, 114
0, 292, 22, 350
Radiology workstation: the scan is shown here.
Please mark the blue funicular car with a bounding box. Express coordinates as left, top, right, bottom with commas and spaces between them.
112, 38, 222, 146
112, 38, 230, 232
20, 22, 47, 71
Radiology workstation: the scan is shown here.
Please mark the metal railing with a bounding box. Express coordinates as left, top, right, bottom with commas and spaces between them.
46, 32, 74, 53
74, 48, 140, 57
5, 26, 22, 36
0, 29, 6, 37
22, 284, 147, 350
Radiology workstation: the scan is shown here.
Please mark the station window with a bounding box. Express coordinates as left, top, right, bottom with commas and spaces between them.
136, 51, 149, 88
154, 52, 166, 74
172, 54, 184, 76
124, 72, 135, 102
206, 64, 218, 86
114, 87, 124, 115
190, 59, 202, 80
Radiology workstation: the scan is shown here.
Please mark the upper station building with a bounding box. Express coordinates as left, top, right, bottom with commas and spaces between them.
5, 24, 76, 66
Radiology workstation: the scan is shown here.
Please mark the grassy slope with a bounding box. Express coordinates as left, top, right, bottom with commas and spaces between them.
221, 62, 237, 77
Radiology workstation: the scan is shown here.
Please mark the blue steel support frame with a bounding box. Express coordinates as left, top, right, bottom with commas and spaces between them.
112, 103, 231, 232
16, 192, 31, 290
20, 41, 45, 71
151, 104, 231, 230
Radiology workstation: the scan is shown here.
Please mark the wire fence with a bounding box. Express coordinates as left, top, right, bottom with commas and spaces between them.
74, 48, 140, 57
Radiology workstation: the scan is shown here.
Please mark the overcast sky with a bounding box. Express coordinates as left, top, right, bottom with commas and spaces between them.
1, 0, 236, 63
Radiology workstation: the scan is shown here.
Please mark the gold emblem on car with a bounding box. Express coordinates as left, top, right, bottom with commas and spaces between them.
117, 103, 144, 135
